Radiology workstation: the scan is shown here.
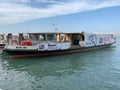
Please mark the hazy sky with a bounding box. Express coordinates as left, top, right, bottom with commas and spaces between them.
0, 0, 120, 33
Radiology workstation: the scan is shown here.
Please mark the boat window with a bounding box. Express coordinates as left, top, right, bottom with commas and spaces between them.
60, 34, 70, 42
47, 34, 55, 41
65, 34, 70, 41
60, 34, 64, 41
18, 34, 24, 45
38, 34, 45, 41
72, 34, 79, 40
29, 34, 38, 40
12, 35, 18, 40
24, 35, 29, 40
18, 34, 24, 42
0, 35, 4, 40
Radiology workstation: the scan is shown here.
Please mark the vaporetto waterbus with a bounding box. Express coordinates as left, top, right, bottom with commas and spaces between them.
3, 32, 115, 59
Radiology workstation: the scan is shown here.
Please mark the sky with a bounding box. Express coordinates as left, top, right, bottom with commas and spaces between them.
0, 0, 120, 33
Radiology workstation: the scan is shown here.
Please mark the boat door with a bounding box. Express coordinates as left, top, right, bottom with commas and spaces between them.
71, 34, 80, 46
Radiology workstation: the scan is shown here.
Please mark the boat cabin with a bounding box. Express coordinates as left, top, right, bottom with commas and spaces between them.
5, 32, 86, 50
5, 32, 115, 51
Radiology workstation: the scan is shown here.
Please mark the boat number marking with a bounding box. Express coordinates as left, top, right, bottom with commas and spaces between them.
16, 46, 27, 49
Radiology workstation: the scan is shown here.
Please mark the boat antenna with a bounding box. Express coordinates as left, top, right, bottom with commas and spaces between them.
52, 23, 58, 32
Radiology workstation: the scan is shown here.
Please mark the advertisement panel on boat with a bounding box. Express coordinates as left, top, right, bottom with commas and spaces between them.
38, 42, 70, 51
96, 34, 114, 45
84, 34, 97, 47
84, 33, 114, 47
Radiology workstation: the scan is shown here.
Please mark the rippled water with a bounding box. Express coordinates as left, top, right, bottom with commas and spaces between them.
0, 36, 120, 90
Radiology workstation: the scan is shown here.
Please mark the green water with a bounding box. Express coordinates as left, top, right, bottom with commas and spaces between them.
0, 37, 120, 90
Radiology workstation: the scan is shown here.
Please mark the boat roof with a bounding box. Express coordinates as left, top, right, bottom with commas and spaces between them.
23, 32, 85, 34
5, 32, 113, 35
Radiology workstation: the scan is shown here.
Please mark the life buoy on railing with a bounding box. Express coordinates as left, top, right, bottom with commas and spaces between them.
11, 39, 18, 45
21, 40, 32, 46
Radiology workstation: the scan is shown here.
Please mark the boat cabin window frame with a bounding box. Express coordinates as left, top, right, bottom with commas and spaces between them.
24, 34, 29, 40
29, 33, 46, 41
12, 35, 19, 40
29, 34, 38, 41
47, 34, 55, 41
38, 34, 46, 41
60, 34, 70, 42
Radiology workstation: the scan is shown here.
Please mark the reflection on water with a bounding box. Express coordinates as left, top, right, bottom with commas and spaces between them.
0, 44, 120, 90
